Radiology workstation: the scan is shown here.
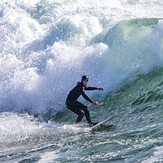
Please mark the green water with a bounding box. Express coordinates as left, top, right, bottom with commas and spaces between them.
42, 67, 163, 162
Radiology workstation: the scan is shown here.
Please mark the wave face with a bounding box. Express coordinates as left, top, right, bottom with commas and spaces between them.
1, 0, 163, 162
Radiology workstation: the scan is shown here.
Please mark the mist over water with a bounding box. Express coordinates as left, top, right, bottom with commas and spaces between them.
1, 0, 163, 162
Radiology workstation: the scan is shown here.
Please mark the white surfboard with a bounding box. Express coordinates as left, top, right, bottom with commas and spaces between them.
89, 113, 116, 132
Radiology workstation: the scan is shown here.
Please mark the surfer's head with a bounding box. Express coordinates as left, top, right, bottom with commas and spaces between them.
81, 75, 89, 87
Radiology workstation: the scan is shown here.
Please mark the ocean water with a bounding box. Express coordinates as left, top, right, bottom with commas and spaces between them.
1, 0, 163, 162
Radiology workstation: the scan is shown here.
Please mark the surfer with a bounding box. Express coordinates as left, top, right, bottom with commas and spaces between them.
65, 75, 104, 127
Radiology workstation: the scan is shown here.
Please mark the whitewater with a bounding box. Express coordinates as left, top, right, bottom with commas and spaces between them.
1, 0, 163, 162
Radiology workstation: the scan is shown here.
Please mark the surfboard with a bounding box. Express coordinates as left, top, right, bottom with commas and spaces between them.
89, 113, 116, 132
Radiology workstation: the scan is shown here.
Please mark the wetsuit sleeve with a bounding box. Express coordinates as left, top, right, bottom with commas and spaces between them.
85, 87, 98, 90
79, 86, 93, 103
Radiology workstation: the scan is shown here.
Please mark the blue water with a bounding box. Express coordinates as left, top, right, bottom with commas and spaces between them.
1, 0, 163, 162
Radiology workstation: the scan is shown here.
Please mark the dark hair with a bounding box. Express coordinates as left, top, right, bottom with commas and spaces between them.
81, 75, 89, 82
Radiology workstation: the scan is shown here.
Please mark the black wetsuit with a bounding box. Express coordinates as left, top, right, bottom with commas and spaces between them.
65, 82, 97, 124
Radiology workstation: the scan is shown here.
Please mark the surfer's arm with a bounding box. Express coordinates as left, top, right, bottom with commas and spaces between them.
85, 87, 104, 91
80, 88, 99, 105
79, 87, 93, 103
85, 87, 98, 90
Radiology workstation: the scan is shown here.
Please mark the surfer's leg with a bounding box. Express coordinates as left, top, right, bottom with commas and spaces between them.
66, 101, 84, 123
79, 106, 98, 127
71, 102, 98, 126
80, 105, 91, 124
67, 106, 84, 123
66, 100, 91, 124
73, 101, 92, 124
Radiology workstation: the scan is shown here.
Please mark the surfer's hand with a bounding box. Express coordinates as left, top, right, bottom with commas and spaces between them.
93, 101, 99, 105
97, 87, 104, 91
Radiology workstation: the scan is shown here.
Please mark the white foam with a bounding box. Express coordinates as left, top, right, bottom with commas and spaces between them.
0, 112, 89, 149
0, 112, 41, 145
142, 146, 163, 163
